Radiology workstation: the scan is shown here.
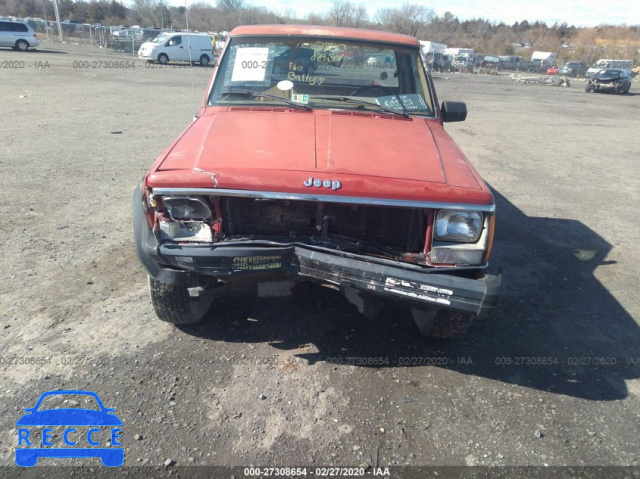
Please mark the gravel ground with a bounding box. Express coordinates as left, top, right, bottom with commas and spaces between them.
0, 42, 639, 478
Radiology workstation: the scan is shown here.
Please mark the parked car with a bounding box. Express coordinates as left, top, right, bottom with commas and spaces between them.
585, 68, 631, 94
527, 59, 549, 73
546, 65, 559, 75
0, 19, 39, 51
138, 32, 213, 66
112, 27, 157, 41
452, 55, 472, 71
133, 24, 504, 339
498, 55, 524, 71
558, 61, 587, 77
477, 54, 500, 73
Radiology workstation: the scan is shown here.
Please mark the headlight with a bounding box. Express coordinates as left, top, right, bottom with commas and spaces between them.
435, 210, 482, 243
162, 197, 212, 221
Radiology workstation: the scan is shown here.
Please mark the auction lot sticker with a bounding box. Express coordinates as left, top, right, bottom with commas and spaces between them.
231, 47, 269, 82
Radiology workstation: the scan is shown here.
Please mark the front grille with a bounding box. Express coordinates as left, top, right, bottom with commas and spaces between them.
221, 197, 424, 252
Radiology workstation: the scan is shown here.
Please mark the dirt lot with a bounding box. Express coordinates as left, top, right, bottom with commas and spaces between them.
0, 41, 639, 477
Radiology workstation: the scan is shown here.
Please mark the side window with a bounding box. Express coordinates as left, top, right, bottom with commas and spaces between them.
169, 36, 182, 47
16, 23, 29, 32
0, 22, 8, 32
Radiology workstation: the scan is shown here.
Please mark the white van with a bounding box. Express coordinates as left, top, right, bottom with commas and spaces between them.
138, 32, 213, 66
586, 59, 633, 77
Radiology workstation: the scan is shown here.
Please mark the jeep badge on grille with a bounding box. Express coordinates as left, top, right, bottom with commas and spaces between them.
303, 177, 342, 191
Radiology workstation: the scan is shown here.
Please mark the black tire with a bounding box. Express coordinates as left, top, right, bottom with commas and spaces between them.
15, 40, 29, 52
199, 54, 210, 67
158, 53, 169, 65
148, 276, 213, 324
412, 309, 473, 339
585, 85, 593, 93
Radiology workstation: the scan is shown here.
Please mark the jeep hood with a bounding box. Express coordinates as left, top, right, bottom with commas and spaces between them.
148, 108, 492, 205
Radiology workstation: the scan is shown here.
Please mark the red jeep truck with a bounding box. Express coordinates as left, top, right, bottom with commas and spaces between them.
133, 25, 503, 338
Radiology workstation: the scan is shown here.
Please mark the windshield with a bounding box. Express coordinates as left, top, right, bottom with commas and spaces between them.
151, 33, 170, 43
598, 69, 622, 76
208, 35, 434, 116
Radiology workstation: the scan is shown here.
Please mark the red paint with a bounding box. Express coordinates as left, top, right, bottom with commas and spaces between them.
145, 25, 494, 209
148, 109, 492, 205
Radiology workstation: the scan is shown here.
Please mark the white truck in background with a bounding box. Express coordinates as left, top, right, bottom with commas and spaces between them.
419, 41, 447, 71
530, 51, 557, 71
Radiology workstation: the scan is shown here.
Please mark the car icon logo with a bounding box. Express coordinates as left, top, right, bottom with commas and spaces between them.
15, 390, 123, 467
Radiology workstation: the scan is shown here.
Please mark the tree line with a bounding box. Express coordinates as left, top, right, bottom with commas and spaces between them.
1, 0, 638, 63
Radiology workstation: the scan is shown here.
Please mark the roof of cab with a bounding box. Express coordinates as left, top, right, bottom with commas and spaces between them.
229, 24, 420, 48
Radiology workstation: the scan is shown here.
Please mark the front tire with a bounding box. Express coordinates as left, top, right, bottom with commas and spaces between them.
15, 40, 29, 51
158, 53, 169, 65
412, 309, 473, 338
148, 276, 213, 324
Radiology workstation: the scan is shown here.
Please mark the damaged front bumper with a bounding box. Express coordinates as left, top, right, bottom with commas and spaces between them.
135, 203, 503, 318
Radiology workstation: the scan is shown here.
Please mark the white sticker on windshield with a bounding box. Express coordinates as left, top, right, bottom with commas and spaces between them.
231, 47, 269, 82
377, 94, 428, 111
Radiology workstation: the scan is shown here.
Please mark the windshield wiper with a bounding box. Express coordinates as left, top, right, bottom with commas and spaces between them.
220, 90, 312, 111
313, 96, 409, 118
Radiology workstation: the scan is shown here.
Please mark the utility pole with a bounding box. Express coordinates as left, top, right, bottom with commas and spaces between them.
52, 0, 63, 42
41, 0, 50, 44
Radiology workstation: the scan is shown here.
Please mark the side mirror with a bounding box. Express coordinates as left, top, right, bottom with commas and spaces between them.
441, 101, 467, 122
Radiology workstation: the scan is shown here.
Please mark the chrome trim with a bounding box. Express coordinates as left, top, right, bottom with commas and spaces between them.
152, 188, 496, 212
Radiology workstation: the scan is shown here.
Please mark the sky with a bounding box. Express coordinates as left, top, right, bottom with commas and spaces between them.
163, 0, 640, 28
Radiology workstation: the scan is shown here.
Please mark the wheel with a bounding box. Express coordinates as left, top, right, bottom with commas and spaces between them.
350, 85, 395, 96
411, 309, 473, 338
199, 54, 210, 67
158, 53, 169, 65
148, 275, 214, 324
616, 84, 628, 94
585, 85, 593, 92
15, 40, 29, 51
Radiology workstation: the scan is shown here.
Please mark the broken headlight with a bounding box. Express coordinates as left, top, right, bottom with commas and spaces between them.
162, 197, 212, 221
434, 210, 482, 243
